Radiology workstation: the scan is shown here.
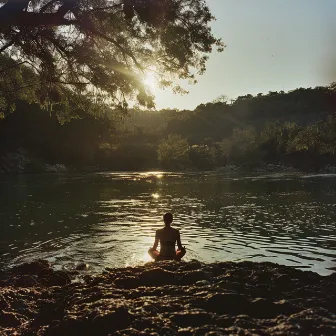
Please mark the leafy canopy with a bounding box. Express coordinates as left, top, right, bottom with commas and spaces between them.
158, 133, 189, 167
0, 0, 224, 109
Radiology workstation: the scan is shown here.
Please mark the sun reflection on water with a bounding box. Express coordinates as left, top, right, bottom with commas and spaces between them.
4, 172, 336, 276
140, 172, 164, 178
125, 251, 153, 267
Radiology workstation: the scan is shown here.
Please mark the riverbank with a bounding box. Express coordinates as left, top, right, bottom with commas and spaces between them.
0, 260, 335, 335
2, 157, 336, 175
2, 148, 336, 175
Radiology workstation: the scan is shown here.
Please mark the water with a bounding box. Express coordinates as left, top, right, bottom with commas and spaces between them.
0, 172, 335, 275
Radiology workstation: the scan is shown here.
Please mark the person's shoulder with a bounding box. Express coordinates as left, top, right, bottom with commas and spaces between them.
172, 227, 180, 234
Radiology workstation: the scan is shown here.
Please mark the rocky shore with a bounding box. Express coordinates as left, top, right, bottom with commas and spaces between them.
0, 260, 335, 335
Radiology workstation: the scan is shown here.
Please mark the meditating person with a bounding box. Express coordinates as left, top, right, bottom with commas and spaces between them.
148, 213, 186, 261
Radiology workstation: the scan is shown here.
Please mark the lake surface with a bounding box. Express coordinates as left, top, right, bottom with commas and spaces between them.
0, 172, 335, 275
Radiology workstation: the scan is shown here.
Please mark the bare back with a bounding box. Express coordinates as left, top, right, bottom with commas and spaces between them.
155, 227, 182, 257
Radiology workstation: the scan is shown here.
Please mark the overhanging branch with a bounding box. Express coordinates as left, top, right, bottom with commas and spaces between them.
40, 0, 59, 13
0, 41, 14, 53
85, 26, 144, 73
0, 61, 27, 74
0, 12, 79, 27
0, 0, 80, 29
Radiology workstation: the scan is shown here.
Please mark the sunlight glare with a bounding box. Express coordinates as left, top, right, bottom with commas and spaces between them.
141, 251, 153, 263
125, 252, 153, 267
152, 193, 160, 199
143, 72, 157, 92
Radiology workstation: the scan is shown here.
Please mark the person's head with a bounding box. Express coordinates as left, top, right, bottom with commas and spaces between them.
163, 212, 173, 226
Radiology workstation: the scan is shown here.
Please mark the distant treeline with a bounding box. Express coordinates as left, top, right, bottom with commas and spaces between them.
1, 54, 336, 172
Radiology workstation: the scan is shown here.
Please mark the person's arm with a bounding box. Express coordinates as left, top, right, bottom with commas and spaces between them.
176, 230, 184, 250
152, 230, 159, 250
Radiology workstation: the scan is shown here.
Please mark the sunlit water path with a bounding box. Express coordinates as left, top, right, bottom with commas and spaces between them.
0, 172, 335, 275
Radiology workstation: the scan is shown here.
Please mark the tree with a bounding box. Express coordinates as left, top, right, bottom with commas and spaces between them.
0, 0, 224, 110
219, 126, 261, 165
0, 53, 117, 119
189, 144, 217, 170
157, 134, 189, 169
0, 54, 39, 116
259, 121, 300, 160
212, 94, 229, 104
287, 121, 336, 156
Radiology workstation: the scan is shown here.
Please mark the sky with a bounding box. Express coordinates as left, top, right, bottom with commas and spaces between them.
152, 0, 336, 110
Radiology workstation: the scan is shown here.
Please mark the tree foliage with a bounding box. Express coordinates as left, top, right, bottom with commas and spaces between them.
287, 118, 336, 156
157, 134, 189, 169
0, 54, 39, 116
219, 126, 261, 165
2, 81, 336, 172
0, 53, 126, 119
0, 0, 223, 109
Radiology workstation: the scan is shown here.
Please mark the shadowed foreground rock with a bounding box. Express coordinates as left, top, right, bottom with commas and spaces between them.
0, 260, 335, 335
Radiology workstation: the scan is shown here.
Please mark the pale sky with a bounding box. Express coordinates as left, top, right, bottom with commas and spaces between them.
153, 0, 336, 110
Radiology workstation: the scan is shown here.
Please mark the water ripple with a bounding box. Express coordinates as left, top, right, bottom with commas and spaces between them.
0, 172, 336, 275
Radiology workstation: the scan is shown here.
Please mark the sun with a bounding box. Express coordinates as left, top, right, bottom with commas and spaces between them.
143, 71, 157, 92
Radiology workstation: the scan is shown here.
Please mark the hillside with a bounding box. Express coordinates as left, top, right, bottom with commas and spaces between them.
1, 82, 336, 172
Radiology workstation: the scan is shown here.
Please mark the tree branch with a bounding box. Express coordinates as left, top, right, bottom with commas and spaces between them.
54, 80, 89, 85
85, 26, 144, 73
0, 41, 14, 53
0, 81, 40, 95
0, 1, 79, 28
0, 61, 27, 74
40, 0, 58, 13
56, 0, 79, 18
88, 4, 123, 12
0, 0, 30, 23
0, 12, 79, 27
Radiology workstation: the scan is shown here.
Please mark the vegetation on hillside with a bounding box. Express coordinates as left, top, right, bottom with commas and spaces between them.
1, 63, 336, 172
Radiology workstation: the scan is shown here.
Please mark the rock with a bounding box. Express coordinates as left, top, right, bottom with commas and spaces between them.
215, 280, 243, 292
184, 260, 203, 271
274, 299, 299, 316
48, 317, 88, 336
114, 328, 142, 335
247, 298, 281, 318
139, 268, 176, 286
204, 293, 248, 315
0, 294, 9, 310
39, 270, 72, 286
91, 307, 132, 334
0, 260, 335, 335
0, 311, 23, 327
177, 327, 193, 335
10, 260, 50, 276
214, 315, 233, 328
114, 276, 139, 289
75, 263, 89, 271
13, 275, 39, 287
195, 280, 212, 287
179, 270, 209, 285
170, 311, 213, 327
33, 300, 64, 325
269, 308, 336, 335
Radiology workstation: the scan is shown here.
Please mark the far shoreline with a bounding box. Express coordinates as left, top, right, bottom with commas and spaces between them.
2, 162, 336, 176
